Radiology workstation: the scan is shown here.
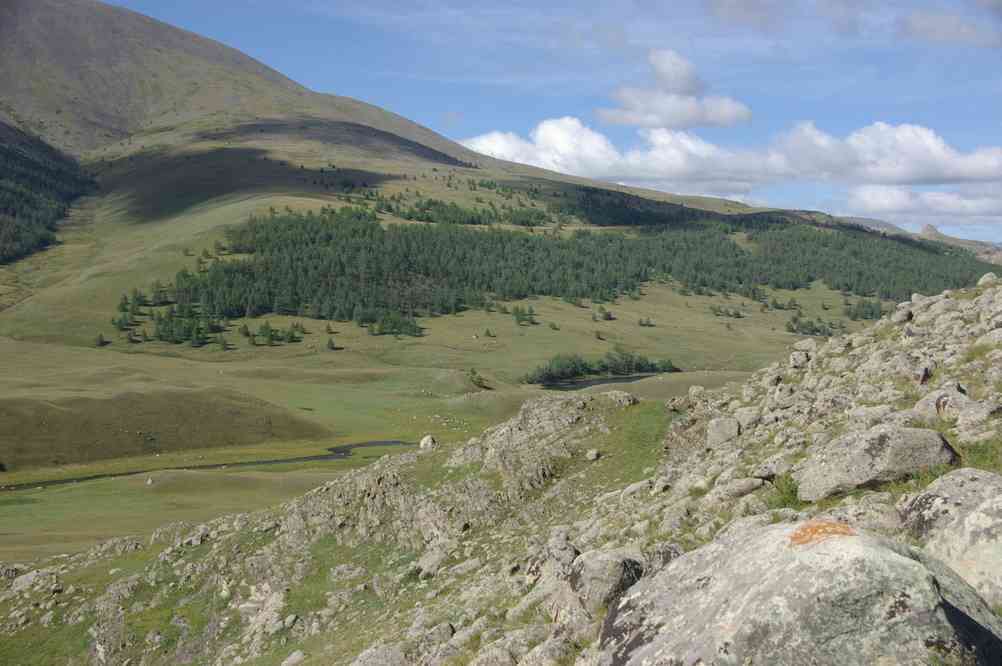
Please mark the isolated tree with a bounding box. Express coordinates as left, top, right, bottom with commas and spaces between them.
327, 337, 336, 351
95, 333, 107, 348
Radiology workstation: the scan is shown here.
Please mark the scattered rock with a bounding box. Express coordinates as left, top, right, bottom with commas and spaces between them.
585, 449, 600, 461
420, 435, 438, 450
603, 391, 638, 408
978, 272, 998, 287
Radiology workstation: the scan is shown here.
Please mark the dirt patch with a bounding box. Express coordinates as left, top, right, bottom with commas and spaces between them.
0, 388, 328, 471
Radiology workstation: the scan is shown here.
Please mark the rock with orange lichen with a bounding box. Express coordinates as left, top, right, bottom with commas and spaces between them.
596, 520, 1002, 665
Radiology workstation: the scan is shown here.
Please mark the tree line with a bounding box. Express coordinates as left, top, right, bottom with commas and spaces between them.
522, 348, 680, 385
0, 124, 92, 263
111, 205, 992, 340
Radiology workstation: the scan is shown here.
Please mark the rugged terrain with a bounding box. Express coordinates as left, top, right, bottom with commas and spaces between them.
4, 272, 1002, 665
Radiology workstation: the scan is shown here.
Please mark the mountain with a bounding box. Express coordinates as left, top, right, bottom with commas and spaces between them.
0, 0, 482, 165
920, 224, 1002, 264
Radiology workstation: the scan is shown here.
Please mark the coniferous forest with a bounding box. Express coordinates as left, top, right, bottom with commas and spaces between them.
0, 123, 92, 263
111, 204, 994, 343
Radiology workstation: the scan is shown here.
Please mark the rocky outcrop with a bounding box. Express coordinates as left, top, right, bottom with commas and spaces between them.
599, 520, 1002, 665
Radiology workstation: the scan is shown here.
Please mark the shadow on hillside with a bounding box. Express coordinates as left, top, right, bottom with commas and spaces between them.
99, 146, 401, 223
196, 118, 471, 167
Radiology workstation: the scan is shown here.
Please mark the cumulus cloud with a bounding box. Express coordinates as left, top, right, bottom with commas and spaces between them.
783, 121, 1002, 184
461, 117, 621, 177
462, 117, 1002, 209
597, 50, 751, 129
848, 185, 1002, 225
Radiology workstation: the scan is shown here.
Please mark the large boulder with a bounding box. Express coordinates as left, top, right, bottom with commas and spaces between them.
794, 425, 958, 501
900, 468, 1002, 607
706, 417, 740, 447
568, 548, 644, 615
598, 520, 1002, 665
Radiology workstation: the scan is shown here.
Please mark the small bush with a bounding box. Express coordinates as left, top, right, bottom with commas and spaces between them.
765, 474, 807, 511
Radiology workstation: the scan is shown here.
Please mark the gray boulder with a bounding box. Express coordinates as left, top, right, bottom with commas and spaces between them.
598, 520, 1002, 665
706, 417, 740, 447
281, 651, 306, 666
900, 468, 1002, 607
913, 387, 976, 422
795, 425, 958, 501
789, 350, 810, 369
978, 272, 998, 287
569, 548, 644, 615
603, 390, 638, 408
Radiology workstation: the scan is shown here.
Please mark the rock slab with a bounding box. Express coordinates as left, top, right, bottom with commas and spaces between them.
598, 520, 1002, 665
795, 425, 958, 501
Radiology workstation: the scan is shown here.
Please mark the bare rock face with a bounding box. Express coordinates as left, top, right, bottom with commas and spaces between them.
900, 468, 1002, 607
794, 425, 958, 501
598, 520, 1002, 666
350, 643, 407, 666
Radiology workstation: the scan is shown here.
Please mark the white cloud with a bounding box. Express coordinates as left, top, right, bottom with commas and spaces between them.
597, 50, 751, 129
462, 116, 1002, 219
465, 117, 1002, 187
461, 117, 621, 177
849, 185, 1002, 218
784, 121, 1002, 184
648, 49, 704, 95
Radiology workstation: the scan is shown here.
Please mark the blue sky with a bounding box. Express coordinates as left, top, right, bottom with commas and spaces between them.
109, 0, 1002, 241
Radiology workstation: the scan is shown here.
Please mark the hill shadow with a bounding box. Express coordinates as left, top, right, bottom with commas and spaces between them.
99, 146, 401, 223
197, 118, 474, 168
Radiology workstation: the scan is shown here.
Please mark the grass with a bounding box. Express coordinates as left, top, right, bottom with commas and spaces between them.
765, 474, 808, 511
0, 469, 354, 561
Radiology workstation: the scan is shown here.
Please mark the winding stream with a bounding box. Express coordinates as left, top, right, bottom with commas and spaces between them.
0, 440, 412, 493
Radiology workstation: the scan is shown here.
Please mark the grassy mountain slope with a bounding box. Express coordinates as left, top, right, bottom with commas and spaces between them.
0, 0, 482, 165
